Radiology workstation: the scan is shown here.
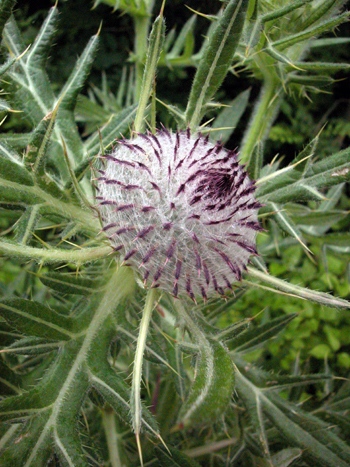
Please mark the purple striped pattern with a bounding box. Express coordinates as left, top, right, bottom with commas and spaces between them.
95, 129, 262, 300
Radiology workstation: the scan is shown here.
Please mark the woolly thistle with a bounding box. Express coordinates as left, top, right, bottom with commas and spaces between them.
95, 129, 262, 300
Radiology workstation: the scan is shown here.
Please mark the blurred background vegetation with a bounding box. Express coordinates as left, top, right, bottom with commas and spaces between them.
2, 0, 350, 391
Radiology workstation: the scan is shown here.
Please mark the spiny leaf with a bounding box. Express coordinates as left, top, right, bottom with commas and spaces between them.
0, 0, 15, 38
24, 4, 59, 70
267, 202, 310, 252
211, 88, 251, 144
273, 12, 350, 51
235, 368, 350, 467
0, 299, 75, 340
247, 266, 350, 309
0, 142, 34, 186
2, 336, 59, 355
261, 0, 312, 23
186, 0, 249, 130
287, 61, 350, 73
24, 108, 58, 176
231, 314, 297, 353
176, 338, 234, 429
14, 205, 42, 245
0, 359, 21, 395
0, 269, 135, 466
133, 5, 165, 133
258, 146, 350, 203
3, 14, 55, 124
166, 15, 196, 60
55, 32, 100, 169
87, 325, 159, 437
155, 445, 202, 467
301, 0, 339, 31
39, 272, 101, 295
84, 103, 137, 154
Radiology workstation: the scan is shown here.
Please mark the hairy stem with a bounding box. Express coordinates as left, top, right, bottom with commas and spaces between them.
0, 178, 99, 235
173, 300, 206, 344
134, 15, 151, 102
247, 266, 350, 309
0, 240, 111, 264
131, 287, 157, 465
239, 78, 281, 164
102, 408, 123, 467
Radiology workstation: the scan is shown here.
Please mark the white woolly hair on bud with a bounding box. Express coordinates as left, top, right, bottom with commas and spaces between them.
95, 129, 262, 301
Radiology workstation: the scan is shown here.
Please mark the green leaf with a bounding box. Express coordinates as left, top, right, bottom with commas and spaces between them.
2, 336, 59, 355
301, 0, 338, 31
0, 269, 135, 465
246, 266, 350, 309
267, 201, 310, 252
211, 88, 251, 144
166, 15, 196, 60
272, 12, 350, 51
231, 314, 297, 353
261, 0, 312, 23
56, 32, 100, 166
0, 56, 16, 77
176, 339, 234, 429
3, 13, 56, 124
0, 360, 20, 395
0, 0, 15, 38
133, 8, 165, 133
235, 368, 350, 467
0, 181, 43, 207
84, 104, 137, 154
243, 0, 261, 53
87, 326, 159, 437
155, 445, 202, 467
24, 109, 58, 176
39, 272, 101, 295
270, 448, 302, 467
186, 0, 249, 130
310, 37, 350, 47
0, 299, 74, 340
258, 147, 350, 203
287, 61, 350, 73
0, 132, 30, 149
292, 209, 347, 229
302, 183, 345, 236
14, 205, 42, 245
0, 142, 34, 186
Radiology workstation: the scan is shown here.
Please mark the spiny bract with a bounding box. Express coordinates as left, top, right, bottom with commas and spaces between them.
95, 129, 262, 300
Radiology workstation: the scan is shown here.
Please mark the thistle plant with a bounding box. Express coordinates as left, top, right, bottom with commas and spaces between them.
0, 1, 350, 467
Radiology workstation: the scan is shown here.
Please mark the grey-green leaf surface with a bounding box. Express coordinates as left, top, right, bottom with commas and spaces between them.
186, 0, 249, 130
177, 338, 234, 428
0, 299, 74, 340
211, 88, 251, 143
235, 366, 350, 467
231, 314, 297, 353
39, 272, 101, 295
155, 445, 202, 467
133, 10, 165, 133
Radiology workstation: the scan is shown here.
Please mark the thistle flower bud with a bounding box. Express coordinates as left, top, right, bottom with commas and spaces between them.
95, 129, 262, 301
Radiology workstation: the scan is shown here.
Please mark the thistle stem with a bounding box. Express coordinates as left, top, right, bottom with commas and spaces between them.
173, 300, 206, 345
134, 15, 151, 103
102, 408, 123, 467
239, 78, 281, 164
131, 287, 157, 466
0, 240, 111, 265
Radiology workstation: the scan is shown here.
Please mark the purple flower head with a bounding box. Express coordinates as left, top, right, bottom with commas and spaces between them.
95, 129, 262, 301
